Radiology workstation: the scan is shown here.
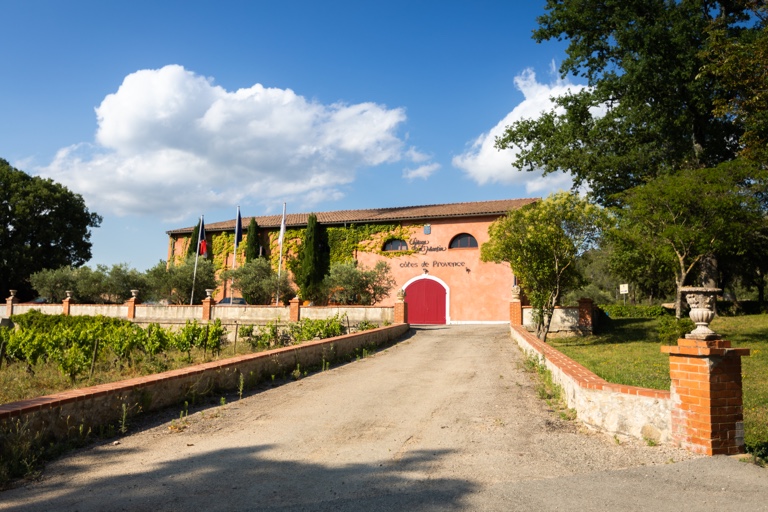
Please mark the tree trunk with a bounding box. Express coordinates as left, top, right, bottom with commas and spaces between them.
699, 254, 719, 288
675, 276, 685, 319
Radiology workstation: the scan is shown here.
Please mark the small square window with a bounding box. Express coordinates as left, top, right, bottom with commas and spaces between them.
424, 225, 431, 235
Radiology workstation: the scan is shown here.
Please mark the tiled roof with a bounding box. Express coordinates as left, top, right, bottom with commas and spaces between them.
166, 198, 539, 235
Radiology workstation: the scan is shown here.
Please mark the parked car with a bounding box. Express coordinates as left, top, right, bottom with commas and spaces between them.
216, 297, 247, 305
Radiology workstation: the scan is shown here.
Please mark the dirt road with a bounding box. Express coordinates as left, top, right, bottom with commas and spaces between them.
2, 325, 766, 511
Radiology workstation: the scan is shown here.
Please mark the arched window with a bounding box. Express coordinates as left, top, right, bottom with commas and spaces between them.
449, 233, 478, 249
383, 239, 408, 251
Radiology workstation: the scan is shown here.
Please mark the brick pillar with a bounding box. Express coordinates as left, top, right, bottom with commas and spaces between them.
509, 301, 523, 326
202, 296, 214, 321
125, 290, 140, 320
289, 297, 301, 322
510, 285, 523, 326
578, 298, 594, 333
662, 338, 750, 455
394, 299, 408, 324
62, 293, 72, 316
5, 290, 18, 317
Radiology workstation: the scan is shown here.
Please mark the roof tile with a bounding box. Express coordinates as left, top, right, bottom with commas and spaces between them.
167, 198, 538, 234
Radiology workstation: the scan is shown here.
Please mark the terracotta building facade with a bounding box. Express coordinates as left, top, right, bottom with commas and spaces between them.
166, 198, 537, 324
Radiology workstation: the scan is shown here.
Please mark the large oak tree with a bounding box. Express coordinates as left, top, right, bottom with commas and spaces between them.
0, 159, 102, 300
496, 0, 756, 204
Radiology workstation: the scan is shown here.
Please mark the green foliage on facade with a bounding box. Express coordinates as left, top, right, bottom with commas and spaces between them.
269, 223, 420, 272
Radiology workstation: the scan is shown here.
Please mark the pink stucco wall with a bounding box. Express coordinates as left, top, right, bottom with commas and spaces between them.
356, 216, 514, 323
169, 215, 514, 322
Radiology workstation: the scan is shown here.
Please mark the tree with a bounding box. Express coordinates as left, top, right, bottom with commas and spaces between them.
481, 192, 608, 341
223, 258, 294, 305
325, 261, 396, 305
293, 214, 330, 303
612, 163, 766, 317
144, 257, 217, 305
186, 220, 201, 258
245, 218, 261, 262
606, 235, 677, 305
0, 159, 102, 300
703, 3, 768, 166
30, 263, 147, 304
496, 1, 756, 205
28, 266, 77, 303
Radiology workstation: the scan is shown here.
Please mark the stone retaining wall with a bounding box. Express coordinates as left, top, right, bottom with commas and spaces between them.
0, 324, 410, 446
5, 302, 393, 328
521, 306, 581, 336
510, 325, 673, 444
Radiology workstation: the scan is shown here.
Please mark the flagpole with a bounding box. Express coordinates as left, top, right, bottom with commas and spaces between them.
190, 215, 203, 305
231, 206, 242, 301
276, 202, 286, 305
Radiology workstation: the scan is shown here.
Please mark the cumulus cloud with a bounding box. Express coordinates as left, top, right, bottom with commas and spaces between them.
403, 162, 441, 181
452, 67, 588, 195
41, 65, 430, 220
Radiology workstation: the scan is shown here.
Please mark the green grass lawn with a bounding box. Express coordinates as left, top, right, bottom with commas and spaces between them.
550, 314, 768, 455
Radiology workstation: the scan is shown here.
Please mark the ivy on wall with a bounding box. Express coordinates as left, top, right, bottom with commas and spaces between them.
176, 222, 421, 273
211, 232, 247, 271
268, 223, 421, 270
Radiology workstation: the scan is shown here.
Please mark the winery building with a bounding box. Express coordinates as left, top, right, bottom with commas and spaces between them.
166, 198, 536, 324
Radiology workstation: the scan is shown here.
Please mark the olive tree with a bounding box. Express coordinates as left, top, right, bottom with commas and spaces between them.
481, 192, 608, 341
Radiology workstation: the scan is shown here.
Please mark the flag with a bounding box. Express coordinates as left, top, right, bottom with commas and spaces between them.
233, 206, 242, 269
199, 217, 207, 257
234, 206, 243, 247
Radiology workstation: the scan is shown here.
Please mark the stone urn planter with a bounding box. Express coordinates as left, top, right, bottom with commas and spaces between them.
680, 286, 721, 340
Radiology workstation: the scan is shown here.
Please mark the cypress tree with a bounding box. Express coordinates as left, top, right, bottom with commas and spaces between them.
295, 214, 330, 303
245, 218, 261, 262
186, 221, 201, 258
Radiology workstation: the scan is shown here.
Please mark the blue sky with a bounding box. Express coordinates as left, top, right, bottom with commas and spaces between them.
1, 1, 583, 271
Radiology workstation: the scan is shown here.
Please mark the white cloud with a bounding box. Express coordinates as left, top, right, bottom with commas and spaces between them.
452, 67, 588, 195
41, 65, 431, 220
403, 162, 441, 181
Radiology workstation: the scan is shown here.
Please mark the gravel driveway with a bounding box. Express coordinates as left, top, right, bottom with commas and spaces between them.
2, 325, 766, 511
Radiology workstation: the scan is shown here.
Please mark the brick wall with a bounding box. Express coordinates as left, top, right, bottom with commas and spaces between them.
511, 325, 673, 443
0, 324, 410, 446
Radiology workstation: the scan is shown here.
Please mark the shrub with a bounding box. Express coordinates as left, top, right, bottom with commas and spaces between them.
656, 315, 695, 344
600, 303, 666, 318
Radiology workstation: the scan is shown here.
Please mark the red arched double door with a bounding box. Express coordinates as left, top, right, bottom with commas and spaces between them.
405, 279, 446, 324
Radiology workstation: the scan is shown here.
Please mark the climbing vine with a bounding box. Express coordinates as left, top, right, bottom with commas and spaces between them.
211, 233, 246, 271
268, 223, 421, 271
